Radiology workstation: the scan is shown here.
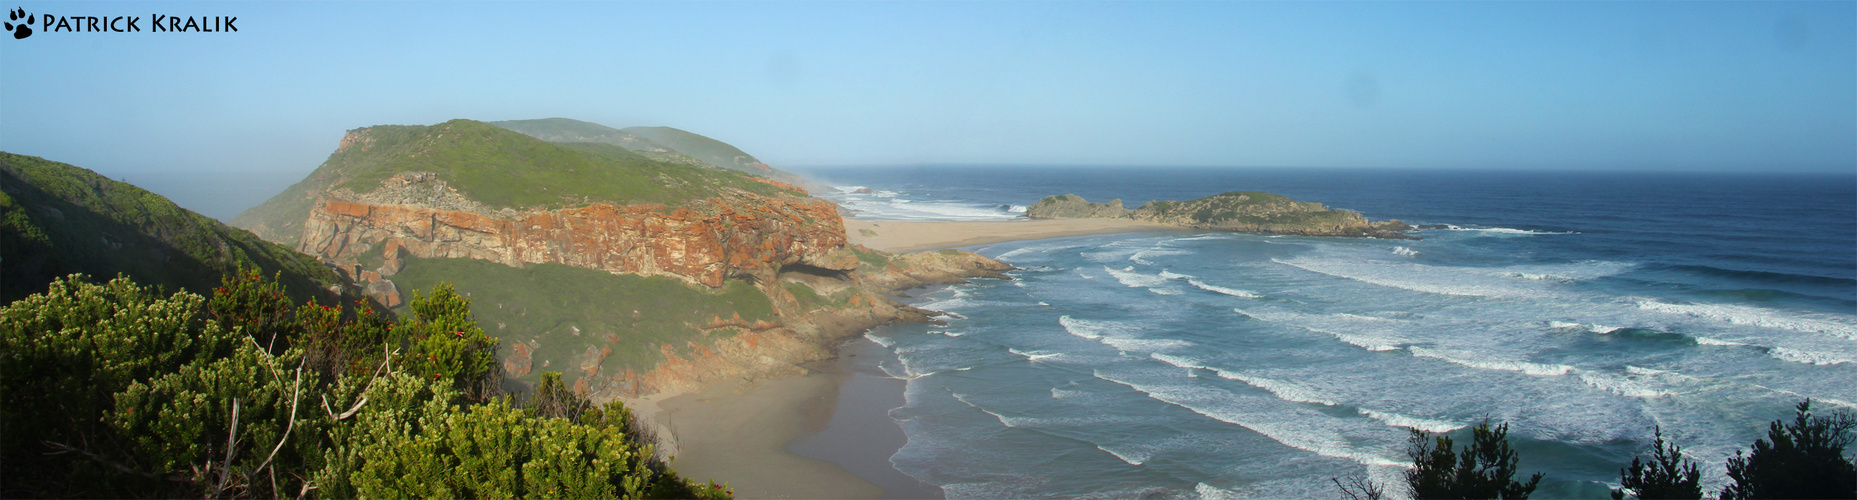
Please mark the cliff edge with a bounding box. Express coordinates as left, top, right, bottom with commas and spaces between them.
233, 119, 1011, 400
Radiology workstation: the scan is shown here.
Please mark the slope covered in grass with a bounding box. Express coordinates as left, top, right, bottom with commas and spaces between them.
0, 152, 343, 304
232, 119, 798, 246
387, 254, 776, 384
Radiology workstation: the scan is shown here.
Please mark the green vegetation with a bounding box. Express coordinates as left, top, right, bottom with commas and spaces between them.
620, 126, 766, 173
1719, 400, 1857, 499
0, 152, 342, 304
1337, 404, 1857, 499
1612, 427, 1702, 500
1404, 421, 1543, 499
326, 120, 786, 207
388, 255, 775, 381
494, 118, 742, 171
232, 119, 797, 246
1, 272, 728, 499
1142, 191, 1346, 225
852, 245, 890, 269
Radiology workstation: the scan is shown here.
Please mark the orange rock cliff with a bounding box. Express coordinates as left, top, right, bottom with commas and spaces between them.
278, 138, 1010, 400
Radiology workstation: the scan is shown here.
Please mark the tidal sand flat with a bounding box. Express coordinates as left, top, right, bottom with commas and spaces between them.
845, 218, 1176, 253
655, 364, 884, 499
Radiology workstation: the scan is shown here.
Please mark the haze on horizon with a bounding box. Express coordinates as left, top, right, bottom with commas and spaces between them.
2, 1, 1852, 192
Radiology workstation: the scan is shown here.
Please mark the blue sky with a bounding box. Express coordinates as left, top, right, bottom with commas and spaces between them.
3, 1, 1853, 181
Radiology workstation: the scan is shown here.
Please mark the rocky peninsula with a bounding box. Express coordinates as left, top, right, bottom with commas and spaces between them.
1027, 191, 1416, 239
234, 118, 1014, 401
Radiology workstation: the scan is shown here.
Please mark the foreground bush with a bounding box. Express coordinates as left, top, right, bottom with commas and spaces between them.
1404, 420, 1543, 499
1, 272, 727, 499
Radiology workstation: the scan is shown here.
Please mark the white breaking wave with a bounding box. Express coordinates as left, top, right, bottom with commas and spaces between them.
1058, 315, 1187, 353
1105, 266, 1169, 288
1195, 483, 1241, 500
1392, 246, 1420, 257
1409, 346, 1575, 376
1232, 307, 1404, 351
1130, 248, 1192, 265
1159, 270, 1194, 280
1548, 321, 1622, 334
1148, 287, 1184, 295
1058, 315, 1110, 339
1273, 256, 1552, 299
1009, 347, 1062, 363
1437, 224, 1578, 235
864, 332, 896, 348
1095, 369, 1409, 468
1637, 299, 1857, 341
1769, 347, 1855, 366
1693, 336, 1747, 347
1050, 387, 1087, 399
1578, 371, 1673, 398
1150, 353, 1212, 371
1101, 336, 1194, 353
1212, 369, 1343, 406
1188, 278, 1262, 298
993, 247, 1036, 261
1358, 409, 1465, 433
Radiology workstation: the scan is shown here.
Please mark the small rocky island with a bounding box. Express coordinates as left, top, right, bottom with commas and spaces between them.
1027, 191, 1416, 239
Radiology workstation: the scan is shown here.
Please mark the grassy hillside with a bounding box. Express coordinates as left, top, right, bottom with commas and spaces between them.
620, 126, 767, 173
387, 254, 776, 386
232, 119, 799, 246
0, 152, 343, 304
494, 118, 770, 174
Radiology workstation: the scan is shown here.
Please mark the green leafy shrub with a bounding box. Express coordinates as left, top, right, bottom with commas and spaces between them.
1, 272, 728, 499
1404, 420, 1543, 499
1720, 400, 1857, 499
1612, 426, 1702, 500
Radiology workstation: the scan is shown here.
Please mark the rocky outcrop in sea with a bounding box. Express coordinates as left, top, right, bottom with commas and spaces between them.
1028, 191, 1416, 239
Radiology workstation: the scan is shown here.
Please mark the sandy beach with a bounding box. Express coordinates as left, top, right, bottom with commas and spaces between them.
638, 218, 1178, 498
845, 218, 1176, 253
648, 363, 883, 499
644, 336, 941, 499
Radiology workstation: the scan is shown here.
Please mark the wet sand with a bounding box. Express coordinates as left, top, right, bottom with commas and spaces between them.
644, 218, 1175, 498
845, 218, 1174, 253
649, 338, 940, 499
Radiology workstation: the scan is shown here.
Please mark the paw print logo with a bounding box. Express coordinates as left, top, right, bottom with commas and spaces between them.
4, 8, 31, 40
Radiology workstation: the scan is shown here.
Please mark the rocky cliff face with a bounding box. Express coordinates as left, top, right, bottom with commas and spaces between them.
585, 248, 1014, 399
1029, 192, 1415, 239
250, 120, 1015, 402
298, 173, 856, 288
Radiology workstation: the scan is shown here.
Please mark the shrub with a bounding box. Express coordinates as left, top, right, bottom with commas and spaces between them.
1720, 400, 1857, 500
1613, 426, 1702, 500
1405, 420, 1543, 499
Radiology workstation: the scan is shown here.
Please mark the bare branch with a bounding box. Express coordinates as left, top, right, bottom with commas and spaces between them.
254, 368, 304, 480
335, 397, 369, 421
214, 398, 241, 497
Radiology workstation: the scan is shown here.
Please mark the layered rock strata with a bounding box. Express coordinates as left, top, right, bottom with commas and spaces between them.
296, 174, 1012, 401
298, 174, 856, 288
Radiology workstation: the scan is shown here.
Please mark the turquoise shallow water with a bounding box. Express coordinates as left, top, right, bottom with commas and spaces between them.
797, 166, 1856, 498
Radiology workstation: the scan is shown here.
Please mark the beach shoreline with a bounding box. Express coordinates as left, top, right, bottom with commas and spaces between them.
631, 218, 1174, 498
845, 217, 1177, 253
636, 335, 941, 499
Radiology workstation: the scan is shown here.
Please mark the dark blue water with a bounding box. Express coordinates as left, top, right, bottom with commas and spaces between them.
797, 166, 1855, 498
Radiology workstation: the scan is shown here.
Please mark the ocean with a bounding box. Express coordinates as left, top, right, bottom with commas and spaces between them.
793, 165, 1857, 498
